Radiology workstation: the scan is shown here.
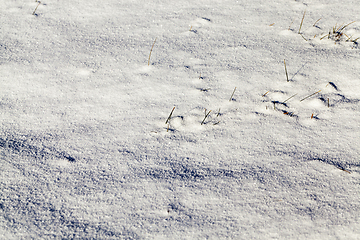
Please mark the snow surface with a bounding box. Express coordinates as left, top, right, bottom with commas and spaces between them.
1, 0, 360, 239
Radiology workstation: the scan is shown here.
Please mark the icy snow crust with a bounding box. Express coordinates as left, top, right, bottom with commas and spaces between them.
1, 0, 360, 239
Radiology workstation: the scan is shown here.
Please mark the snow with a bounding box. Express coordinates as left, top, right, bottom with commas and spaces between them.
1, 0, 360, 239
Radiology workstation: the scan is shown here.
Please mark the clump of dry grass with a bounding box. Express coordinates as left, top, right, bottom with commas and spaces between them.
290, 10, 358, 46
320, 21, 356, 42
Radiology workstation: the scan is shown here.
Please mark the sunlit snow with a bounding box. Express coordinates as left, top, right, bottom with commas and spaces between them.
1, 0, 360, 239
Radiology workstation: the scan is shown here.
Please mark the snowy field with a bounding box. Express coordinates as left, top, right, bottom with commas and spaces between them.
1, 0, 360, 239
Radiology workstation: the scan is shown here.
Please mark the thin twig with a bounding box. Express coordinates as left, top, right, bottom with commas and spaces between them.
148, 37, 157, 66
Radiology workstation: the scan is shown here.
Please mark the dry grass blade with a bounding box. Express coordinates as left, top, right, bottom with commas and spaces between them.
201, 110, 212, 125
346, 35, 354, 41
32, 1, 41, 15
320, 32, 330, 40
284, 59, 289, 82
313, 18, 322, 27
300, 33, 308, 41
300, 90, 321, 102
298, 10, 306, 34
288, 19, 295, 30
229, 87, 237, 101
283, 93, 297, 103
165, 107, 175, 124
338, 167, 351, 174
262, 91, 269, 97
337, 21, 355, 33
148, 37, 157, 66
216, 108, 221, 117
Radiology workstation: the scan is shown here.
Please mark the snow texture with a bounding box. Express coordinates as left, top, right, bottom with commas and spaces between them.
1, 0, 360, 239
